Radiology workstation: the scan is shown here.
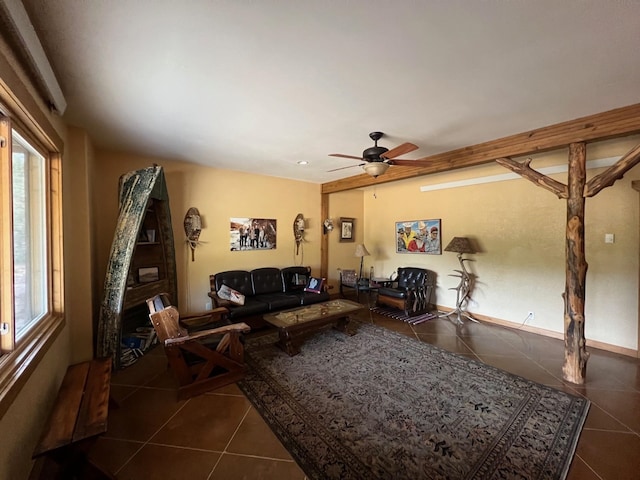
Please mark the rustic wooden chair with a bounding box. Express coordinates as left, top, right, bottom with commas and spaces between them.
146, 293, 251, 400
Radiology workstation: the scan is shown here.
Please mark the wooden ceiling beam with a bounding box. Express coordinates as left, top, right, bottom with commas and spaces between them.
321, 103, 640, 194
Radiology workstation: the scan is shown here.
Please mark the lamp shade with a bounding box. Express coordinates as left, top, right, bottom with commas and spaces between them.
362, 162, 389, 177
444, 237, 475, 254
354, 244, 370, 257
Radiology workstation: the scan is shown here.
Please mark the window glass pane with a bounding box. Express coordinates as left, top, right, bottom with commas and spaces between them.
12, 130, 47, 337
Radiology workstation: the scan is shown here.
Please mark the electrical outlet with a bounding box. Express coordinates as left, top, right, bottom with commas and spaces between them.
205, 301, 212, 310
527, 311, 535, 322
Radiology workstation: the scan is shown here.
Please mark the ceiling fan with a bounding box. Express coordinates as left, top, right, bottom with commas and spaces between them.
328, 131, 428, 177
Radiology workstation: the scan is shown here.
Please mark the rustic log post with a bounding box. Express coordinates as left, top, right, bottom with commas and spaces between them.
562, 143, 590, 384
497, 141, 640, 384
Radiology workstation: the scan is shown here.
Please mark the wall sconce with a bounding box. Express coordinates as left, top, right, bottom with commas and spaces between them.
323, 219, 334, 234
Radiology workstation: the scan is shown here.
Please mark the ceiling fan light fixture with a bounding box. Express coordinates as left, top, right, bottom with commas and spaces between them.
363, 162, 389, 177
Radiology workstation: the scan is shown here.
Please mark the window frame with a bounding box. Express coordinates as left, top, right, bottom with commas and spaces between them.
0, 110, 65, 419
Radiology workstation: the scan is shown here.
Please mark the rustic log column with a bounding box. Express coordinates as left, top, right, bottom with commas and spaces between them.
562, 142, 589, 384
497, 141, 640, 385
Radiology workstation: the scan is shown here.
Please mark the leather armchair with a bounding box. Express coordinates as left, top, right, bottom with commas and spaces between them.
376, 267, 435, 317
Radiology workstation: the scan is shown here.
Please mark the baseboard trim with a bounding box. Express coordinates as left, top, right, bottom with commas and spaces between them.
436, 306, 639, 358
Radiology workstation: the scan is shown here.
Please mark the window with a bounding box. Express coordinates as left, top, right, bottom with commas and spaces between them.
0, 110, 64, 417
11, 131, 48, 338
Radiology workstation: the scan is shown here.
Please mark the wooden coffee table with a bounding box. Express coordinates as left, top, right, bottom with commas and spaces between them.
262, 299, 363, 356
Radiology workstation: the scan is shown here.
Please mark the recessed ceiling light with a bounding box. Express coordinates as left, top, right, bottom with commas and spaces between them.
297, 160, 308, 165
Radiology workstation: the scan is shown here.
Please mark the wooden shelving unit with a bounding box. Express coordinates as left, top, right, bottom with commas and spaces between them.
97, 166, 177, 369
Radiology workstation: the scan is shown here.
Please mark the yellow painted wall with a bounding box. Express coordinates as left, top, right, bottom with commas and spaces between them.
65, 126, 96, 362
360, 135, 640, 351
326, 190, 365, 290
93, 152, 323, 313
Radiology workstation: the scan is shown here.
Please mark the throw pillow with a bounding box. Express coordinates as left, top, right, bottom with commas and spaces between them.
217, 284, 246, 305
304, 277, 325, 294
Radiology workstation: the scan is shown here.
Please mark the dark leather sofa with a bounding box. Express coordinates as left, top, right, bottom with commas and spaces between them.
208, 266, 330, 328
376, 267, 435, 317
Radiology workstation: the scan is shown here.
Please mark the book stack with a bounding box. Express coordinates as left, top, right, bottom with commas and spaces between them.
120, 327, 158, 367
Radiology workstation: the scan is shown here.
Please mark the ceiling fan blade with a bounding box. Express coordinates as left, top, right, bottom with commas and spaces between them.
381, 142, 418, 159
329, 153, 363, 160
328, 163, 365, 172
387, 158, 432, 167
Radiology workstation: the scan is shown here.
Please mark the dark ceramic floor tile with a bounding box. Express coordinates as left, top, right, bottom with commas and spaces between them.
87, 437, 144, 475
106, 387, 186, 442
116, 443, 220, 480
108, 384, 139, 405
583, 401, 633, 432
459, 334, 525, 356
226, 407, 293, 459
566, 455, 602, 480
576, 388, 640, 434
204, 382, 245, 396
111, 353, 169, 387
412, 318, 458, 335
210, 453, 305, 480
416, 333, 475, 355
476, 354, 564, 386
581, 351, 640, 392
454, 319, 500, 337
576, 429, 640, 480
151, 393, 252, 450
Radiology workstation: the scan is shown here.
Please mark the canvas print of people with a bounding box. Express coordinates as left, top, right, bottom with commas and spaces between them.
230, 218, 277, 251
396, 219, 441, 254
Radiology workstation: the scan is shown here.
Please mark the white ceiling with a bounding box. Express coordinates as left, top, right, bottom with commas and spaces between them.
22, 0, 640, 184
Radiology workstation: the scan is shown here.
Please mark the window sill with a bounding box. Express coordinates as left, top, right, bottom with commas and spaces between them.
0, 314, 65, 420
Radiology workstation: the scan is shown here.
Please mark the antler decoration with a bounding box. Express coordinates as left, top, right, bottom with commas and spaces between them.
184, 207, 202, 261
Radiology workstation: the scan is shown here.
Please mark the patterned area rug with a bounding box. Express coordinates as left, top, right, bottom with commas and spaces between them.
238, 324, 589, 480
370, 305, 438, 325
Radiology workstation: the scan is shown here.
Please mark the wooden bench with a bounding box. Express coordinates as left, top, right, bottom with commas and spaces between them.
31, 357, 115, 480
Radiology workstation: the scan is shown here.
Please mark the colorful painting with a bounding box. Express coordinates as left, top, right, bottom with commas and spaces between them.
396, 219, 441, 254
230, 217, 277, 251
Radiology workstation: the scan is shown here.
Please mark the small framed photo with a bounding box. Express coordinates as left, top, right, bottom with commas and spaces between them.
138, 266, 159, 283
340, 217, 354, 242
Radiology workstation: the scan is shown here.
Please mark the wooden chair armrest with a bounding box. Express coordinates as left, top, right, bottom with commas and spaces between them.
164, 322, 250, 346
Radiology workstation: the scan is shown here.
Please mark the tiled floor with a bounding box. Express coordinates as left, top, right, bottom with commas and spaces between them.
90, 302, 640, 480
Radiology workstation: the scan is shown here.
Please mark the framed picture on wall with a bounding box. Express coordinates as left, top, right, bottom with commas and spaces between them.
396, 219, 441, 254
230, 217, 277, 251
340, 217, 354, 242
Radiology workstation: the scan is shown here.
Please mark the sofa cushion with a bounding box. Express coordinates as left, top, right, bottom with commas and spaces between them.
377, 287, 408, 299
225, 298, 270, 320
293, 290, 331, 305
254, 293, 301, 310
213, 270, 254, 296
251, 267, 286, 295
281, 266, 310, 292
